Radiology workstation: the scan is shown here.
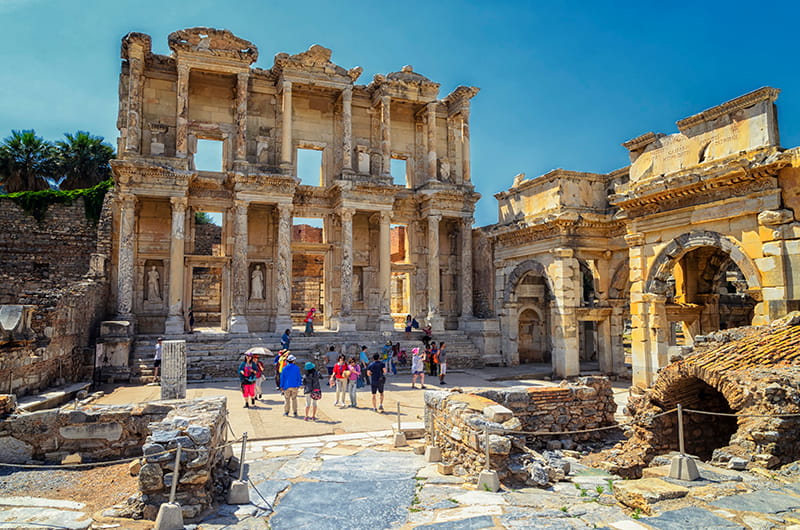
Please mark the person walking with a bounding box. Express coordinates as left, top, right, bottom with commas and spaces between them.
346, 356, 361, 407
411, 347, 426, 389
280, 354, 302, 417
280, 329, 291, 350
325, 345, 339, 376
367, 353, 387, 412
238, 353, 258, 408
428, 342, 439, 377
382, 341, 394, 376
253, 353, 266, 399
152, 337, 162, 384
359, 345, 370, 386
304, 308, 316, 336
303, 362, 322, 421
437, 341, 447, 385
329, 354, 348, 406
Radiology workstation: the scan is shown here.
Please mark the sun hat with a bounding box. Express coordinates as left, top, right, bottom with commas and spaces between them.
287, 354, 296, 362
305, 362, 315, 370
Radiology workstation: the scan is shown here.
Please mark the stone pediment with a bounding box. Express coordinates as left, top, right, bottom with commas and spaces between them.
273, 44, 362, 82
371, 65, 441, 102
168, 27, 258, 64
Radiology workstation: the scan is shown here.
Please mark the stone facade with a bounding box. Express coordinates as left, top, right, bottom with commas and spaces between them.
111, 28, 479, 338
0, 195, 112, 397
483, 87, 800, 385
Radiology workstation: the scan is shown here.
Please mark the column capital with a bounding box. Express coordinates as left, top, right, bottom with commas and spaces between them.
379, 210, 392, 223
233, 198, 250, 211
237, 71, 250, 83
625, 232, 645, 246
170, 196, 188, 210
342, 85, 353, 99
428, 213, 442, 223
339, 207, 356, 221
552, 247, 574, 258
277, 203, 293, 216
461, 216, 474, 227
118, 192, 137, 205
177, 63, 190, 76
281, 78, 292, 92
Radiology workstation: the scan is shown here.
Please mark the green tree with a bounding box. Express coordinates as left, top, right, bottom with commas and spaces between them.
0, 130, 55, 193
56, 131, 115, 190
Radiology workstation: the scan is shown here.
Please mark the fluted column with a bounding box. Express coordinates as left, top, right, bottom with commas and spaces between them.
280, 80, 293, 170
342, 86, 353, 172
427, 102, 438, 182
116, 193, 137, 322
378, 211, 394, 330
175, 64, 190, 159
334, 208, 357, 331
124, 45, 145, 154
234, 72, 249, 162
229, 199, 250, 333
427, 214, 444, 331
379, 95, 391, 177
459, 216, 473, 325
460, 108, 471, 182
274, 203, 293, 332
164, 196, 187, 334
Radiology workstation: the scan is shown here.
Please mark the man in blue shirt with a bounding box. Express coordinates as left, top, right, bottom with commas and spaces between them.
367, 353, 387, 412
281, 329, 291, 350
280, 354, 302, 417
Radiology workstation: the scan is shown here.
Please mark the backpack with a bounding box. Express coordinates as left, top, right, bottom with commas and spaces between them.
411, 318, 419, 329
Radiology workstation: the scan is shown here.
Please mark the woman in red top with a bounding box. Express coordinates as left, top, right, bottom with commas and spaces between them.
328, 355, 347, 406
304, 308, 316, 336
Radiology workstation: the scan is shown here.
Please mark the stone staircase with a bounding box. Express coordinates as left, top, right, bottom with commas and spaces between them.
130, 328, 485, 383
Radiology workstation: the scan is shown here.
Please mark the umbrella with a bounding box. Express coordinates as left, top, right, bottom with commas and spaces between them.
244, 346, 272, 356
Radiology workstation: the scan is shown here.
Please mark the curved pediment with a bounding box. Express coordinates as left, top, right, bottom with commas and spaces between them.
168, 27, 258, 64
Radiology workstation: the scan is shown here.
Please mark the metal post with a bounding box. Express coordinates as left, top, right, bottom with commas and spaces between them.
396, 402, 401, 432
238, 432, 248, 481
484, 426, 490, 471
677, 404, 685, 455
169, 445, 181, 504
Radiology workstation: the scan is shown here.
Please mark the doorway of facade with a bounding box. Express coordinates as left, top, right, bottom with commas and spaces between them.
291, 253, 324, 326
191, 266, 223, 330
579, 320, 599, 368
518, 308, 547, 363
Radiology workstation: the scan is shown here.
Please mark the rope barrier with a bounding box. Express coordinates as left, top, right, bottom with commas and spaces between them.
682, 409, 800, 418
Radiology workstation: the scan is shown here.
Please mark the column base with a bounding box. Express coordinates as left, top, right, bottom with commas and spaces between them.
274, 315, 293, 335
458, 315, 476, 331
426, 314, 445, 333
331, 316, 356, 332
228, 315, 249, 334
378, 314, 395, 332
164, 315, 184, 336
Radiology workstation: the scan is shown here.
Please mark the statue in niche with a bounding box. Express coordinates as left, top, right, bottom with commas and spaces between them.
353, 269, 363, 302
251, 265, 264, 300
438, 160, 451, 182
146, 265, 161, 301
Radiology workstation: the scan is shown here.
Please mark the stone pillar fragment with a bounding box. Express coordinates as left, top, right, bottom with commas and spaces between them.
125, 44, 145, 154
460, 217, 474, 326
380, 95, 391, 177
160, 340, 186, 400
550, 248, 579, 378
342, 86, 353, 172
378, 211, 394, 330
235, 72, 249, 162
461, 109, 471, 182
427, 102, 437, 182
334, 208, 357, 331
165, 197, 187, 334
229, 200, 249, 333
609, 300, 627, 375
280, 80, 293, 171
116, 193, 136, 322
427, 214, 444, 331
175, 65, 190, 159
275, 204, 293, 333
626, 232, 661, 388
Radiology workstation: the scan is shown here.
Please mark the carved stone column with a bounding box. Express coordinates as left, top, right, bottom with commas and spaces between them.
125, 44, 145, 154
625, 231, 657, 388
380, 95, 391, 177
378, 211, 394, 331
461, 108, 471, 182
160, 339, 186, 400
165, 196, 187, 335
274, 203, 293, 333
229, 199, 249, 333
608, 300, 627, 375
280, 80, 293, 171
342, 86, 353, 172
427, 102, 437, 182
427, 214, 444, 331
334, 208, 357, 331
234, 72, 249, 162
459, 216, 474, 327
116, 193, 137, 323
175, 64, 190, 159
550, 247, 580, 378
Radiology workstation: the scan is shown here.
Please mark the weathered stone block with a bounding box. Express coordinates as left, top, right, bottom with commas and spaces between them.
482, 404, 513, 423
59, 422, 122, 441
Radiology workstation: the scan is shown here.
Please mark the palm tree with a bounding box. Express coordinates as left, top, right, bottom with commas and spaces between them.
56, 131, 115, 190
0, 130, 55, 193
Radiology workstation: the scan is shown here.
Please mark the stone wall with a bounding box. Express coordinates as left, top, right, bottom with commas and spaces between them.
424, 378, 618, 484
0, 194, 112, 397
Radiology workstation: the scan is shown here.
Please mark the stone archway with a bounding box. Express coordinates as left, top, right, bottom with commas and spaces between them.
518, 307, 547, 363
503, 259, 554, 304
500, 259, 554, 366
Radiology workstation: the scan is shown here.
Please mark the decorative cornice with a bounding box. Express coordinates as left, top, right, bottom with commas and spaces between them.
676, 87, 780, 132
622, 132, 659, 152
168, 27, 258, 64
273, 44, 361, 82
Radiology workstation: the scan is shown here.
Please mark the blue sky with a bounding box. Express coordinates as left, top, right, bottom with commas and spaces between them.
2, 0, 799, 226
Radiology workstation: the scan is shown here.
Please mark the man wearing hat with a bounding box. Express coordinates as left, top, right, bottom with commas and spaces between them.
280, 354, 302, 416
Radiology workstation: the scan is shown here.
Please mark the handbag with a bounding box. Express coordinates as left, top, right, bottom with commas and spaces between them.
310, 389, 322, 400
356, 377, 365, 388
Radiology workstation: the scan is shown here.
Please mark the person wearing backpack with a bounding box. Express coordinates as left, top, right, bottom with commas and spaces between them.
303, 362, 322, 421
280, 354, 302, 417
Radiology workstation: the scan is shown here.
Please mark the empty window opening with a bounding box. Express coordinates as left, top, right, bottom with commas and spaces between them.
193, 211, 223, 256
293, 217, 324, 243
191, 266, 223, 329
195, 139, 224, 172
391, 224, 408, 263
390, 158, 408, 187
297, 148, 323, 186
